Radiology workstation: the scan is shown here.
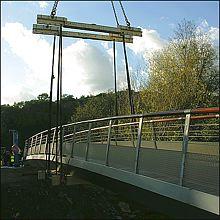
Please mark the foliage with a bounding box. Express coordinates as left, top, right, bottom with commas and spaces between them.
1, 94, 80, 150
141, 19, 219, 112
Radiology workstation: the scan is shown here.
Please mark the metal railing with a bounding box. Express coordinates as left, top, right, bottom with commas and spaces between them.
24, 107, 219, 195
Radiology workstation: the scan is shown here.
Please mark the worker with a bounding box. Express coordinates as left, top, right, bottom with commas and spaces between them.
11, 144, 21, 167
10, 153, 15, 166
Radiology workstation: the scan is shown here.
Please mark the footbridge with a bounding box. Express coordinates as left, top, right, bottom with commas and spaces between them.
24, 107, 219, 215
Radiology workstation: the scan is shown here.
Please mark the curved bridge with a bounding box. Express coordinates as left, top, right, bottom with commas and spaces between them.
24, 107, 219, 215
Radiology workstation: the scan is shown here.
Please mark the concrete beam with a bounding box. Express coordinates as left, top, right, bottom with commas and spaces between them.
37, 14, 142, 37
33, 24, 133, 43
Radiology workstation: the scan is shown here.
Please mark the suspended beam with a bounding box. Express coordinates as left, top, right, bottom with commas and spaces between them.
37, 14, 142, 37
33, 24, 133, 43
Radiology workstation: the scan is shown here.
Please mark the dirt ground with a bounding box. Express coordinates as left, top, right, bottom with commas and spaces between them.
1, 166, 169, 219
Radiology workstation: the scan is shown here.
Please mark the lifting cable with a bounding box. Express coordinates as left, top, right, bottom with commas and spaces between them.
48, 1, 61, 174
113, 40, 118, 117
110, 1, 119, 26
110, 1, 135, 115
59, 25, 64, 178
55, 28, 62, 175
45, 35, 56, 174
119, 0, 131, 27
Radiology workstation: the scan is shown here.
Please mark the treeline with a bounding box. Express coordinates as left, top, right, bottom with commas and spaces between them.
0, 91, 132, 149
1, 20, 219, 150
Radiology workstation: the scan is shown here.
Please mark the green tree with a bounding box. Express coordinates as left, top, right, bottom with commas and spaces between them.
141, 19, 219, 112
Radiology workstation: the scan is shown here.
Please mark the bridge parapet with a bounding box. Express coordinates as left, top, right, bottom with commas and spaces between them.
24, 107, 219, 196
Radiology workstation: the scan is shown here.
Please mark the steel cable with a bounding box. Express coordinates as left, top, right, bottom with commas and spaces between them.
110, 1, 120, 26
119, 0, 131, 27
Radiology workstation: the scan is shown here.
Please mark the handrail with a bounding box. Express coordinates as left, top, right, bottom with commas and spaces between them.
27, 107, 219, 137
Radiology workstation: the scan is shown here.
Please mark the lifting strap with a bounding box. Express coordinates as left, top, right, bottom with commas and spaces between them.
59, 25, 63, 175
45, 35, 56, 174
113, 40, 118, 117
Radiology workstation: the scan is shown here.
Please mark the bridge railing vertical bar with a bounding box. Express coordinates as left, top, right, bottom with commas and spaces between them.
30, 136, 34, 155
151, 121, 158, 149
85, 122, 92, 161
38, 133, 43, 154
71, 125, 76, 158
105, 120, 112, 166
179, 113, 191, 186
34, 134, 38, 154
134, 117, 144, 174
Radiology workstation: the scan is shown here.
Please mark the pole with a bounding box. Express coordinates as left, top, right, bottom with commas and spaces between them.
122, 35, 135, 115
59, 25, 63, 175
55, 32, 61, 174
46, 35, 56, 174
113, 40, 118, 116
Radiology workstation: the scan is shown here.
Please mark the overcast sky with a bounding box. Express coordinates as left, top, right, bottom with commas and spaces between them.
1, 1, 219, 105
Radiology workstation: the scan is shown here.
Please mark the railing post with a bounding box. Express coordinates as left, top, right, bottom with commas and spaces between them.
151, 122, 158, 149
34, 135, 38, 155
134, 117, 143, 174
105, 120, 112, 166
30, 136, 34, 155
85, 123, 92, 161
71, 125, 76, 158
38, 133, 43, 154
179, 113, 191, 186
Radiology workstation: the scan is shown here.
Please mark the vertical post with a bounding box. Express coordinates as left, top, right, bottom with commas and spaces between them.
30, 136, 34, 155
71, 125, 76, 158
122, 34, 135, 115
47, 34, 56, 172
113, 40, 118, 117
179, 113, 191, 186
134, 117, 143, 174
151, 122, 158, 149
38, 133, 43, 154
105, 120, 112, 166
85, 123, 92, 161
34, 135, 38, 155
59, 25, 63, 175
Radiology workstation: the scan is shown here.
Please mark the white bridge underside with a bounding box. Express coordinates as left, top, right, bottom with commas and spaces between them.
26, 140, 219, 215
